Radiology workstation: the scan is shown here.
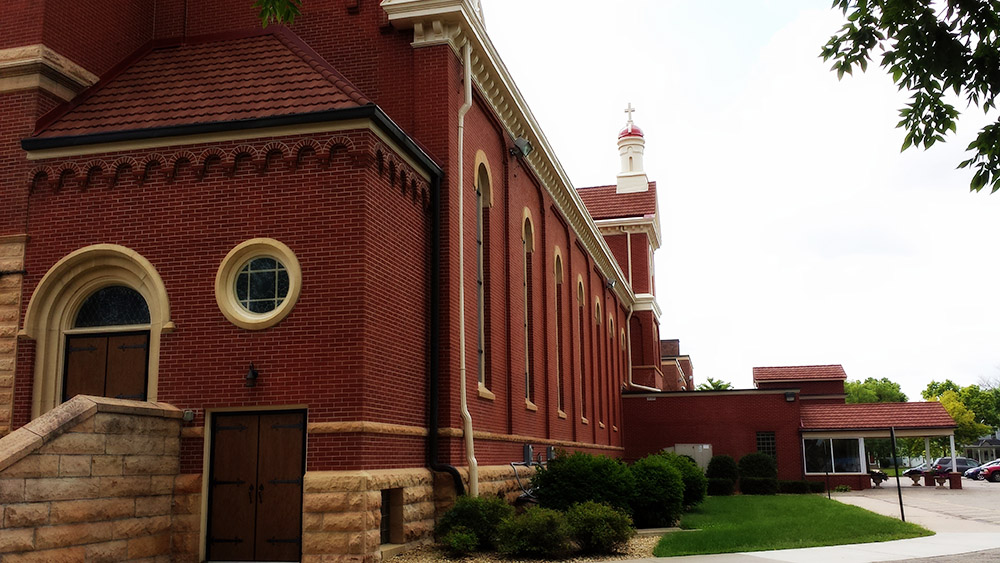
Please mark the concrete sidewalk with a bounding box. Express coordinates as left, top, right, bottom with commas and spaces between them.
598, 484, 1000, 562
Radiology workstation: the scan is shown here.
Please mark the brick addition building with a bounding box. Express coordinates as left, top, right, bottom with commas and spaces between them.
0, 1, 670, 561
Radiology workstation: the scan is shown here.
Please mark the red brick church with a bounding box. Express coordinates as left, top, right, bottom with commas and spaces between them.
0, 1, 958, 562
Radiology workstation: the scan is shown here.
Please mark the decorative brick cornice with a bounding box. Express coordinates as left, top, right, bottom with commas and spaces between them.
0, 44, 97, 101
383, 0, 635, 306
595, 217, 662, 250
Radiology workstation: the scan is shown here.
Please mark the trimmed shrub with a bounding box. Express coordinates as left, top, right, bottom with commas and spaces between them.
440, 526, 478, 556
497, 507, 573, 559
808, 481, 826, 493
661, 452, 708, 507
435, 495, 513, 551
834, 484, 852, 492
738, 453, 778, 479
707, 477, 734, 496
706, 454, 739, 482
566, 501, 635, 554
740, 476, 779, 495
532, 452, 636, 514
777, 480, 812, 494
630, 454, 684, 527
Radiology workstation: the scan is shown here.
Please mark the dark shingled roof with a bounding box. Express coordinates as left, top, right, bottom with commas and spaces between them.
753, 365, 848, 382
32, 28, 370, 140
577, 182, 657, 220
800, 402, 956, 431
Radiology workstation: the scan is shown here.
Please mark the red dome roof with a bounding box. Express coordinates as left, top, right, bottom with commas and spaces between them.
618, 123, 644, 139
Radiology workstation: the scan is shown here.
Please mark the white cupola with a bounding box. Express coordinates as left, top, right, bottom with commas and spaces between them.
616, 103, 649, 194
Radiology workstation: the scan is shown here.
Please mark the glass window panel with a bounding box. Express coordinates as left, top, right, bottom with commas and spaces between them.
804, 438, 831, 473
832, 439, 861, 473
235, 257, 290, 314
74, 286, 150, 327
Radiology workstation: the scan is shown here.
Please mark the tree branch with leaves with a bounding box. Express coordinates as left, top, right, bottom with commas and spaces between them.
822, 0, 1000, 192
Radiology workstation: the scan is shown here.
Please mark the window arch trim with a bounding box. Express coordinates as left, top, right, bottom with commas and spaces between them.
21, 244, 173, 418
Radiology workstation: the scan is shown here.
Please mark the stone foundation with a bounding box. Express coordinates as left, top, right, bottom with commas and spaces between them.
0, 395, 182, 562
0, 234, 26, 437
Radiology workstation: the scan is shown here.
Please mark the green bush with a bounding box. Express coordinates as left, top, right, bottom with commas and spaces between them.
808, 481, 825, 494
630, 454, 684, 527
707, 477, 734, 496
566, 501, 635, 554
435, 495, 513, 551
706, 455, 739, 482
740, 476, 779, 495
661, 453, 707, 507
497, 507, 573, 559
777, 480, 812, 494
532, 451, 636, 514
834, 484, 852, 492
738, 453, 778, 479
440, 526, 478, 556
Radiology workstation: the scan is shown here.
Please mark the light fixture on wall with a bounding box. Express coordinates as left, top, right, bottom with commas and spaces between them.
606, 279, 617, 290
509, 137, 533, 157
785, 392, 795, 402
245, 362, 259, 388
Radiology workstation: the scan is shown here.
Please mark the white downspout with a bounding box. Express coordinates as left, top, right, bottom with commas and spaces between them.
456, 41, 479, 497
625, 307, 660, 392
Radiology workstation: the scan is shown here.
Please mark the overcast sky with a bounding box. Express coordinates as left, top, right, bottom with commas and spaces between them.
483, 0, 1000, 401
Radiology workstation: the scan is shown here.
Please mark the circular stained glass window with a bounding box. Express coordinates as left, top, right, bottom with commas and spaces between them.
235, 257, 290, 314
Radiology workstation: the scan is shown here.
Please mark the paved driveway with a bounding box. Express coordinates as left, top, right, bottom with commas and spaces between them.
835, 477, 1000, 528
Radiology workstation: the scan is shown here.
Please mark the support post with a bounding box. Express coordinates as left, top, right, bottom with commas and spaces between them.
950, 435, 957, 473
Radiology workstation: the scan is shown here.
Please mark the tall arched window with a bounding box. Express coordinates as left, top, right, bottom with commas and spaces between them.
476, 162, 493, 391
523, 217, 535, 406
608, 314, 615, 430
577, 280, 587, 421
554, 254, 565, 414
595, 300, 604, 425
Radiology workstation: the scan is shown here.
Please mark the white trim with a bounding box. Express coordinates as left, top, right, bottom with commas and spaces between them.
215, 239, 302, 330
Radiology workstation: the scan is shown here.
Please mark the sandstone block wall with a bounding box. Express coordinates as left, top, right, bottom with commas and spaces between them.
0, 234, 26, 437
0, 396, 182, 562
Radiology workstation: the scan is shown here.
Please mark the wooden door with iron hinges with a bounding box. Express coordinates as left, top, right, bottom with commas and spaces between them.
63, 331, 149, 401
207, 411, 305, 562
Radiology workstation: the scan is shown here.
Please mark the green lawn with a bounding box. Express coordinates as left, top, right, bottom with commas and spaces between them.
654, 495, 932, 557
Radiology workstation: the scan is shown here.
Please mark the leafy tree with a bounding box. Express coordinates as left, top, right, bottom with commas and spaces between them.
921, 379, 961, 400
958, 384, 1000, 430
822, 0, 1000, 192
696, 377, 733, 391
939, 390, 992, 444
844, 377, 908, 403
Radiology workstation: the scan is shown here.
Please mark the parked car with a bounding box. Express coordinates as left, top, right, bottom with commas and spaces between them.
930, 457, 979, 474
902, 463, 930, 477
965, 458, 1000, 480
981, 463, 1000, 482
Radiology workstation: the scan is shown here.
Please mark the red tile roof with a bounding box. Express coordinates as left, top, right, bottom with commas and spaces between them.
800, 402, 956, 431
32, 28, 370, 140
577, 183, 657, 220
753, 365, 847, 382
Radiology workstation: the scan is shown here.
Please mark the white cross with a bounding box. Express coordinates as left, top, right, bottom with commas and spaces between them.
624, 103, 635, 124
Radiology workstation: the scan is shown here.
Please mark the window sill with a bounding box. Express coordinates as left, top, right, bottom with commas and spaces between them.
612, 425, 618, 432
598, 422, 605, 429
557, 409, 567, 419
525, 399, 538, 412
581, 417, 589, 425
478, 385, 495, 401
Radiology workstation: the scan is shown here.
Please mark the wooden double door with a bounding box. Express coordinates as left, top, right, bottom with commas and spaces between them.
63, 332, 149, 401
207, 411, 306, 562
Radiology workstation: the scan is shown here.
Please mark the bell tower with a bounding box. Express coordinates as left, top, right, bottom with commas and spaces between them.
616, 103, 649, 194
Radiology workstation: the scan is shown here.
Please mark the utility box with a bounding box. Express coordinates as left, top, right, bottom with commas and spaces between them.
663, 444, 713, 470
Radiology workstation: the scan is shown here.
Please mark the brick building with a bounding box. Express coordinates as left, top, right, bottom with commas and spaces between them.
0, 0, 669, 561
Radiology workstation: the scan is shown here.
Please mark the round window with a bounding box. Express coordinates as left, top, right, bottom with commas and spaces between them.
235, 257, 290, 314
216, 239, 301, 330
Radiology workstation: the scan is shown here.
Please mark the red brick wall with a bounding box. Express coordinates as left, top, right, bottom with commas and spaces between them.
629, 232, 650, 293
623, 392, 805, 480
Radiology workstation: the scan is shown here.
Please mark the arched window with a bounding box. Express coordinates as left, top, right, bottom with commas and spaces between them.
22, 244, 173, 417
577, 280, 587, 421
595, 300, 604, 425
64, 286, 151, 401
523, 216, 535, 406
476, 162, 493, 391
554, 254, 565, 414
